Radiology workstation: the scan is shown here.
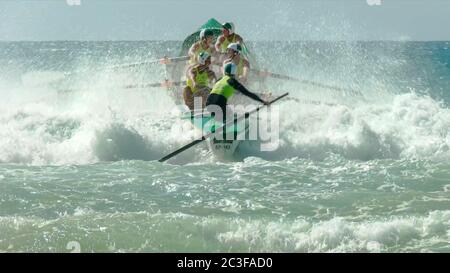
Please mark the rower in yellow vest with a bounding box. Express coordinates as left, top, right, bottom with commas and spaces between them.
188, 29, 216, 65
183, 51, 217, 110
223, 43, 250, 83
215, 22, 244, 54
206, 62, 267, 123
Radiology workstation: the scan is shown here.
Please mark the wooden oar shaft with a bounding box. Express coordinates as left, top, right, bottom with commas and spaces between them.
158, 138, 205, 163
64, 56, 190, 76
125, 80, 185, 89
112, 56, 190, 70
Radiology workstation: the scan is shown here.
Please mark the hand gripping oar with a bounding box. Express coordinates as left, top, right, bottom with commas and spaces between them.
158, 92, 289, 162
251, 69, 365, 98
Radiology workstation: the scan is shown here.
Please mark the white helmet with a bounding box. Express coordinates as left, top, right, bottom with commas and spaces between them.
227, 43, 242, 54
197, 51, 210, 65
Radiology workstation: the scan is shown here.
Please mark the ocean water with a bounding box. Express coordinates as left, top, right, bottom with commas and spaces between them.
0, 41, 449, 252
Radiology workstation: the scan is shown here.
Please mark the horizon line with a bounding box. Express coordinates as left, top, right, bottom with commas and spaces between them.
1, 39, 449, 43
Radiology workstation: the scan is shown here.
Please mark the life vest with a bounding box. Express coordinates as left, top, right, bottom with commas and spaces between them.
190, 42, 213, 64
186, 66, 209, 93
223, 58, 245, 77
220, 34, 237, 53
210, 75, 235, 99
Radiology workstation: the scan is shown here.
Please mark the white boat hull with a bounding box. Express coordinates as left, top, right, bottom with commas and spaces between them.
207, 138, 242, 159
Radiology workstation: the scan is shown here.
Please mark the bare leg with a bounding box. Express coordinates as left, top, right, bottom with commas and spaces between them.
195, 87, 211, 109
183, 86, 195, 110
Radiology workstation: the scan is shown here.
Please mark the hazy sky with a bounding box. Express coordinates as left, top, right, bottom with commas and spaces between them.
0, 0, 449, 41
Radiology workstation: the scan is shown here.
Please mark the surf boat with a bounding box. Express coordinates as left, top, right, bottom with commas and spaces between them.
166, 18, 266, 104
165, 18, 270, 159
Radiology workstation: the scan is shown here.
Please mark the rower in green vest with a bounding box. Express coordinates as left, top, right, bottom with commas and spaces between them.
183, 51, 217, 110
223, 43, 250, 83
206, 62, 267, 123
188, 29, 217, 65
215, 22, 244, 54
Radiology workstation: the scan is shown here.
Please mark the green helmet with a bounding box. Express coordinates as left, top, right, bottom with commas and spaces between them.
223, 62, 237, 76
200, 29, 214, 40
222, 22, 235, 34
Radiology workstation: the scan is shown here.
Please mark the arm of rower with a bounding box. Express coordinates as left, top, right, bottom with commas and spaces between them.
228, 77, 265, 104
208, 70, 217, 84
215, 35, 225, 52
188, 43, 199, 59
236, 35, 244, 44
209, 47, 221, 66
188, 67, 196, 87
239, 59, 250, 82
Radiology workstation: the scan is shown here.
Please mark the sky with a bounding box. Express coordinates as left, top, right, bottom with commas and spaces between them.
0, 0, 449, 41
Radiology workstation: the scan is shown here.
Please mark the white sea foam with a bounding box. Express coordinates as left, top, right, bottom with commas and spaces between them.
2, 210, 449, 252
1, 71, 449, 165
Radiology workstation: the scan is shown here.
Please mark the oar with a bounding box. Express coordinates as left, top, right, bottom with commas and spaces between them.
125, 80, 185, 89
158, 92, 289, 162
64, 56, 190, 76
255, 92, 341, 107
109, 55, 190, 70
57, 80, 186, 93
287, 97, 340, 107
251, 69, 365, 98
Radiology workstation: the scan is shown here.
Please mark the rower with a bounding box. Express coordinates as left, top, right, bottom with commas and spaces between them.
206, 62, 267, 123
188, 29, 216, 65
183, 51, 217, 111
215, 22, 244, 55
223, 42, 250, 83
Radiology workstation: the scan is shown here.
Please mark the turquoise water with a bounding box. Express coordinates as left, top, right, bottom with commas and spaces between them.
0, 41, 450, 252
